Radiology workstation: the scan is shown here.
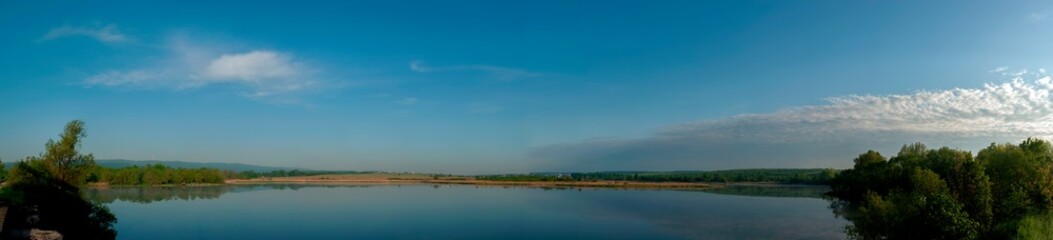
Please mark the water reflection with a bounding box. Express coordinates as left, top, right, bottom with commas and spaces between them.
84, 184, 377, 203
93, 184, 846, 239
87, 183, 831, 204
85, 186, 228, 204
2, 165, 117, 239
539, 187, 844, 239
699, 184, 832, 199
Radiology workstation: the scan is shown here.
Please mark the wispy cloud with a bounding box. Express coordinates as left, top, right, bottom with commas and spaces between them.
466, 102, 504, 114
367, 93, 392, 98
1030, 13, 1049, 22
395, 97, 418, 105
533, 69, 1053, 171
990, 66, 1009, 73
410, 61, 540, 81
84, 34, 325, 103
1029, 8, 1053, 22
85, 69, 171, 87
42, 23, 129, 43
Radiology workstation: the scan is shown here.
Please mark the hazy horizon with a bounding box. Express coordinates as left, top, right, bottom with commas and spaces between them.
5, 1, 1053, 174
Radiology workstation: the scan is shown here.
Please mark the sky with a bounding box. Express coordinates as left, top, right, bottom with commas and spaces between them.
3, 1, 1053, 174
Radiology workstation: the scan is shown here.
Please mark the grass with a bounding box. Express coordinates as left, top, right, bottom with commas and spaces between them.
1017, 211, 1053, 240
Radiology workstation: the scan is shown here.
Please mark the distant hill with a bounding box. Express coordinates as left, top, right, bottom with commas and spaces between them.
93, 159, 302, 172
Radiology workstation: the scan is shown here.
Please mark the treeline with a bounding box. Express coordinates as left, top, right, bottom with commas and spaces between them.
475, 174, 575, 182
88, 164, 226, 185
579, 169, 837, 184
85, 165, 378, 185
830, 138, 1053, 239
478, 168, 838, 184
227, 169, 375, 179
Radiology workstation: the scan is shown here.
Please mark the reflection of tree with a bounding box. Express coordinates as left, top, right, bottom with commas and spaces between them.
2, 162, 116, 239
546, 187, 846, 239
699, 185, 832, 199
84, 186, 230, 204
83, 184, 376, 204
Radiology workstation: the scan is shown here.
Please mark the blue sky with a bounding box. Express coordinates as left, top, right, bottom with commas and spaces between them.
3, 1, 1053, 173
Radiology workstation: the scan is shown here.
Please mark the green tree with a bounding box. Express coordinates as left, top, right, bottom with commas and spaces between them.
12, 120, 96, 186
0, 120, 116, 239
978, 139, 1053, 223
833, 139, 1053, 239
831, 151, 897, 202
0, 157, 7, 182
855, 150, 887, 169
890, 142, 928, 169
846, 168, 979, 239
956, 160, 994, 231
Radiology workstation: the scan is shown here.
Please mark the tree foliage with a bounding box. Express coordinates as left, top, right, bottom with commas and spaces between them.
0, 120, 116, 239
88, 164, 226, 185
228, 169, 374, 179
0, 157, 7, 182
831, 138, 1053, 239
10, 120, 96, 186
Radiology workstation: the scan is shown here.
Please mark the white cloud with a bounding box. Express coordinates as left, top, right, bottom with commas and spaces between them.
670, 74, 1053, 141
43, 24, 129, 43
204, 51, 298, 81
533, 69, 1053, 171
83, 36, 322, 102
410, 61, 540, 81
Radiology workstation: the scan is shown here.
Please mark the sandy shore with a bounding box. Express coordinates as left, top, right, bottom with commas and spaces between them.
225, 174, 717, 189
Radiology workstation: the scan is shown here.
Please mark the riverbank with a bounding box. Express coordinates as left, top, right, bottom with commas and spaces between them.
224, 174, 718, 189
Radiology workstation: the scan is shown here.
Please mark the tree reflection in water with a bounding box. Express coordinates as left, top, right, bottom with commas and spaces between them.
698, 184, 832, 199
1, 162, 116, 239
83, 184, 377, 204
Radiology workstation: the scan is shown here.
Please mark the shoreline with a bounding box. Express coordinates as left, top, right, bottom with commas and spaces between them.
79, 180, 832, 190
84, 174, 831, 190
223, 175, 720, 189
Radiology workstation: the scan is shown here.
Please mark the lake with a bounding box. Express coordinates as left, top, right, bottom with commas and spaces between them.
84, 184, 848, 239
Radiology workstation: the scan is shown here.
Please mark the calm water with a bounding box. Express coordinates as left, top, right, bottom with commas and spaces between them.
85, 184, 848, 239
